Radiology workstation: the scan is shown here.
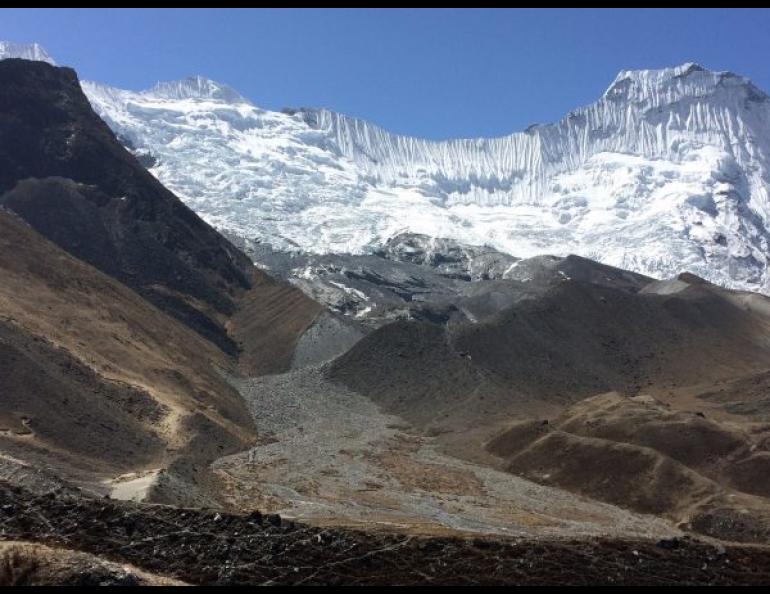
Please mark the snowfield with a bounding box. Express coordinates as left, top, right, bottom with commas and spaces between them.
5, 42, 770, 293
81, 64, 770, 292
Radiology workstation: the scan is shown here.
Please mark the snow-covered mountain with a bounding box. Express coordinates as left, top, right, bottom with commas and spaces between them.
0, 41, 56, 64
4, 42, 770, 293
81, 64, 770, 293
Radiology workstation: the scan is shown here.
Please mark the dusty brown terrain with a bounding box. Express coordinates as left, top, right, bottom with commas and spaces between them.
215, 366, 677, 539
0, 206, 340, 504
330, 276, 770, 431
0, 319, 166, 478
487, 391, 770, 541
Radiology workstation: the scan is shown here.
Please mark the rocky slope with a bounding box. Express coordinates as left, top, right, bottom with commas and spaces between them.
4, 481, 770, 586
250, 234, 646, 327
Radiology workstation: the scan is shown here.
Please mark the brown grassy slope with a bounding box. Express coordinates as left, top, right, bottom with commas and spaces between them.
0, 209, 254, 485
0, 541, 184, 586
487, 393, 732, 517
0, 320, 166, 478
487, 391, 770, 542
229, 270, 322, 376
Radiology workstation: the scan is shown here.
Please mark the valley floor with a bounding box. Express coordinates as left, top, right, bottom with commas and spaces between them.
215, 366, 676, 540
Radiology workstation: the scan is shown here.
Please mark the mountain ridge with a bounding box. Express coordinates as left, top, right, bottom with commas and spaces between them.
75, 53, 770, 295
6, 41, 770, 298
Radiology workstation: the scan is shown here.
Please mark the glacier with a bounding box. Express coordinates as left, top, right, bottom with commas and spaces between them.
0, 41, 56, 64
4, 42, 770, 293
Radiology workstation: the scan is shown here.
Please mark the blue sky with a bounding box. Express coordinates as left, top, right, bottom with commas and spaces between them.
3, 8, 770, 139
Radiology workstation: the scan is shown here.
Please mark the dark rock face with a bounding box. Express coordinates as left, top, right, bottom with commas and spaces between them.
0, 59, 252, 353
248, 237, 653, 330
375, 232, 519, 281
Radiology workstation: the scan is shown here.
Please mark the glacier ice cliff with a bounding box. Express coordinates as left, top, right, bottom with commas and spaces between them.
0, 41, 56, 64
4, 43, 770, 293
